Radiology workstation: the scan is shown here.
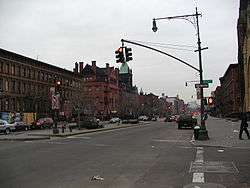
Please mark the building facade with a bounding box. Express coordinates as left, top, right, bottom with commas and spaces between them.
214, 64, 240, 117
81, 61, 120, 120
238, 0, 250, 113
0, 48, 83, 118
165, 95, 185, 115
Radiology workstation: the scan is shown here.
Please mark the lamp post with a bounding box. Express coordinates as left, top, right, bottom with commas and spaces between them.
152, 7, 209, 140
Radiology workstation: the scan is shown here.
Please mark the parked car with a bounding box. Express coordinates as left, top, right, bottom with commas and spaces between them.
32, 118, 54, 129
122, 119, 139, 124
151, 116, 157, 121
109, 117, 121, 123
174, 115, 180, 122
80, 117, 103, 129
0, 119, 16, 134
177, 115, 197, 129
164, 116, 172, 122
138, 116, 149, 121
14, 121, 30, 131
170, 115, 176, 122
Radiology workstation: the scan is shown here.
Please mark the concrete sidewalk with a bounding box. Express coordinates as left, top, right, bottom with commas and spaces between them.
0, 122, 145, 141
192, 116, 250, 148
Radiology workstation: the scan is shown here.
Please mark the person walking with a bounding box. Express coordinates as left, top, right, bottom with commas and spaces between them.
239, 113, 250, 140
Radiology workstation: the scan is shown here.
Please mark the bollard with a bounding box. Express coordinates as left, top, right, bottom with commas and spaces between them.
69, 126, 72, 132
193, 126, 200, 140
62, 124, 65, 133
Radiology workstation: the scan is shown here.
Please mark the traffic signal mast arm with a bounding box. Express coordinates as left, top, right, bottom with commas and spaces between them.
121, 39, 200, 73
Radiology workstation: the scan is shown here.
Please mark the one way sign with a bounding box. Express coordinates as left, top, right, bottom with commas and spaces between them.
195, 83, 209, 88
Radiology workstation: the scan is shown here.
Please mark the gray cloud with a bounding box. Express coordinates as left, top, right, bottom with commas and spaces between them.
0, 0, 239, 101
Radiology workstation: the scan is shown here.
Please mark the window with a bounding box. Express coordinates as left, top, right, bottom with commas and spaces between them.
17, 66, 20, 76
0, 78, 3, 92
28, 68, 31, 78
6, 63, 9, 74
5, 80, 9, 92
11, 65, 15, 75
11, 80, 15, 93
0, 61, 3, 73
23, 67, 26, 77
17, 82, 20, 94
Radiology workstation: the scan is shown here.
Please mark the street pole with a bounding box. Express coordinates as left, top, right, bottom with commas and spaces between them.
195, 7, 209, 140
151, 6, 209, 139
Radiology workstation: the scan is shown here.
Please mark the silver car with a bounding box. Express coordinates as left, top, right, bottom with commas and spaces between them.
0, 119, 16, 134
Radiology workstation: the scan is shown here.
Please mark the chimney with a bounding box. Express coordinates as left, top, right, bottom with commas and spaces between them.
79, 62, 84, 73
106, 63, 110, 75
92, 61, 96, 73
75, 62, 79, 73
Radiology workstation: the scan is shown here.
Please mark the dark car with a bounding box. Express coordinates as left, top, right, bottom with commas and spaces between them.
177, 115, 197, 129
80, 117, 103, 129
164, 116, 172, 122
32, 118, 54, 129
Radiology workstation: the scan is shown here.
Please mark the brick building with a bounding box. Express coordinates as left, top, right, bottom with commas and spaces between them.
0, 48, 83, 118
81, 61, 120, 120
138, 92, 159, 117
238, 0, 250, 113
165, 95, 185, 115
214, 86, 223, 117
118, 62, 139, 118
214, 64, 240, 117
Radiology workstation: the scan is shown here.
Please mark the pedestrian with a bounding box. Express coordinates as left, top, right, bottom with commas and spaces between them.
239, 113, 250, 140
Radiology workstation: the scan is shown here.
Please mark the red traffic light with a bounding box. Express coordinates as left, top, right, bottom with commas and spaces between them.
208, 97, 213, 105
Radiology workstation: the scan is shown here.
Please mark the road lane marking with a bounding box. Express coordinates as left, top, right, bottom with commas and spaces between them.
192, 172, 204, 183
152, 139, 188, 142
67, 136, 91, 139
195, 147, 204, 163
192, 147, 204, 183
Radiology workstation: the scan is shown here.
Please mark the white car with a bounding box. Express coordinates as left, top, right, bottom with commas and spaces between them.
0, 120, 16, 134
138, 116, 149, 121
109, 118, 121, 123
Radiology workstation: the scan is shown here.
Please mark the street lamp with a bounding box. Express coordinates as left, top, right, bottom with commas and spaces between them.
152, 19, 158, 32
152, 7, 209, 140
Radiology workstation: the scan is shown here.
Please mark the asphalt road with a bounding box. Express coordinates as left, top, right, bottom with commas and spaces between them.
0, 121, 249, 188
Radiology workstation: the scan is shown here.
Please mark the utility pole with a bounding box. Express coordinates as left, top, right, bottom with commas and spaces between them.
194, 7, 208, 139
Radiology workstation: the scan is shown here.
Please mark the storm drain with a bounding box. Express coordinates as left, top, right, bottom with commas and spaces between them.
190, 161, 239, 174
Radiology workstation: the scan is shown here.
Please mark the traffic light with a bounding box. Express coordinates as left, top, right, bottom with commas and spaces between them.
208, 97, 214, 106
125, 47, 133, 62
55, 80, 61, 94
115, 47, 124, 63
203, 98, 208, 105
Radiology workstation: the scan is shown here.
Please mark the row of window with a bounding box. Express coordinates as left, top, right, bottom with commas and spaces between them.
0, 60, 81, 89
0, 78, 74, 99
0, 98, 49, 112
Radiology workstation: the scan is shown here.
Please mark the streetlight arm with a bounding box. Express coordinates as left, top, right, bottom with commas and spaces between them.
154, 13, 201, 21
121, 39, 200, 73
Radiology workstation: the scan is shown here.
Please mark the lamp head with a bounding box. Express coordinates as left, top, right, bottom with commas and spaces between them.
152, 19, 158, 32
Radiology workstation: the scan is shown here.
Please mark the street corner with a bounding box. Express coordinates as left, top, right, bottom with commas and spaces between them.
0, 135, 50, 141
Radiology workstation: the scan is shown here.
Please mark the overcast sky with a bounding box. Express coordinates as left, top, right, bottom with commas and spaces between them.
0, 0, 239, 102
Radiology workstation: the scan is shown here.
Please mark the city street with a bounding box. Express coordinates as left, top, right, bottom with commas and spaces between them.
0, 119, 249, 188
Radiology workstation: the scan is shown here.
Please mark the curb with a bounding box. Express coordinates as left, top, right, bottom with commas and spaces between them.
28, 123, 145, 138
0, 136, 50, 141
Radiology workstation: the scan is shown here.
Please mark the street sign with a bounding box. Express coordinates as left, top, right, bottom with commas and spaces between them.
195, 83, 209, 88
203, 79, 213, 84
